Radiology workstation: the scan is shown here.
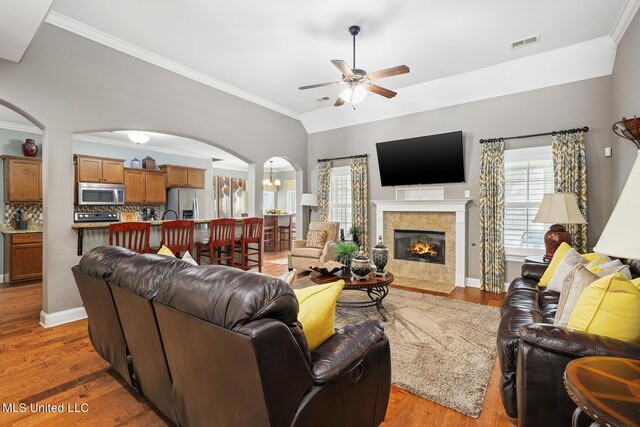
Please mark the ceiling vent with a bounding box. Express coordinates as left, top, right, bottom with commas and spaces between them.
510, 34, 540, 50
316, 96, 331, 102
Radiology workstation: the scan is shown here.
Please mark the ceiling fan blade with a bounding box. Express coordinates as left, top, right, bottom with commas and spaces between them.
364, 83, 397, 99
365, 65, 410, 81
334, 97, 345, 107
331, 59, 354, 78
298, 81, 342, 90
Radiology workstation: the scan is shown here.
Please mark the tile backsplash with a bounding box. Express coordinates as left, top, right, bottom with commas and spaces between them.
4, 203, 43, 225
74, 204, 165, 214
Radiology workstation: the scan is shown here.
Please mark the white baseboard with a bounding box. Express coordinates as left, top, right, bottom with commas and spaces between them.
465, 277, 481, 288
1, 273, 8, 283
39, 307, 87, 328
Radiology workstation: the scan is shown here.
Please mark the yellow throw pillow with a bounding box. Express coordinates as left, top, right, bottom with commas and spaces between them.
538, 243, 606, 287
294, 280, 345, 351
157, 245, 175, 257
633, 278, 640, 289
581, 253, 602, 263
539, 242, 572, 286
567, 273, 640, 342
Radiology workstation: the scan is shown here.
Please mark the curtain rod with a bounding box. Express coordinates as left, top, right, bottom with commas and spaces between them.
317, 154, 368, 162
479, 126, 589, 144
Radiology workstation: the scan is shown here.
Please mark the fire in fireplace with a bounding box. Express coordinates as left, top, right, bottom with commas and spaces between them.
394, 229, 445, 264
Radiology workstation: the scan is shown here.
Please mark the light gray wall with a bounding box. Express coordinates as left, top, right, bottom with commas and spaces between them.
0, 128, 42, 277
0, 24, 307, 314
74, 139, 214, 189
308, 76, 615, 282
611, 11, 640, 197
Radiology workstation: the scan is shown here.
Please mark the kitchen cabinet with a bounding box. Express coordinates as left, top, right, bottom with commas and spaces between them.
160, 165, 206, 189
2, 156, 42, 203
5, 233, 42, 282
75, 155, 124, 184
124, 168, 166, 204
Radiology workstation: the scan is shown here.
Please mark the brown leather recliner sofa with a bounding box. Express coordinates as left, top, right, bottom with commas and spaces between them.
73, 246, 391, 427
497, 260, 640, 427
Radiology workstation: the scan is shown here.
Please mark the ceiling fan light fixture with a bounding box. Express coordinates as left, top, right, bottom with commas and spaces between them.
339, 84, 368, 104
127, 131, 150, 144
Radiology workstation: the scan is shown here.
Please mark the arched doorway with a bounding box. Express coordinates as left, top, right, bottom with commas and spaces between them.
262, 157, 298, 252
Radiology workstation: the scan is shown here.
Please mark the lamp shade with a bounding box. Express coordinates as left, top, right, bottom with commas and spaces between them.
594, 150, 640, 258
300, 193, 318, 207
533, 193, 587, 225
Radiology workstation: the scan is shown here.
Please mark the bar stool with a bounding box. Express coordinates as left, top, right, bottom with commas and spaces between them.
158, 220, 194, 257
234, 217, 263, 272
278, 214, 293, 251
195, 218, 236, 265
264, 215, 277, 252
109, 222, 151, 253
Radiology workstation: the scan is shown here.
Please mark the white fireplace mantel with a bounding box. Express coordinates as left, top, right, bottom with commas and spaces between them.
371, 199, 471, 287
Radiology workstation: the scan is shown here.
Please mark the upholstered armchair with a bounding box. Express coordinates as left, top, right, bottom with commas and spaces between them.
288, 221, 339, 271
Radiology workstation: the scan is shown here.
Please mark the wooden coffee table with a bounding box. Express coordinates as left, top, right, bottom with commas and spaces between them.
564, 356, 640, 427
309, 269, 394, 321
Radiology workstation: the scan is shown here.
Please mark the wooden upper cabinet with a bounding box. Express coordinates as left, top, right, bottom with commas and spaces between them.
75, 155, 124, 184
124, 169, 146, 203
124, 168, 166, 204
2, 156, 42, 203
102, 160, 124, 184
187, 169, 205, 189
145, 171, 166, 203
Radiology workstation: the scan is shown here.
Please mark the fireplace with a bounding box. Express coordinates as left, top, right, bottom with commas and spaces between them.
394, 229, 445, 265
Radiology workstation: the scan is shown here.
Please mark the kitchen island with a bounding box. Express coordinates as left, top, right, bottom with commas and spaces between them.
71, 218, 243, 255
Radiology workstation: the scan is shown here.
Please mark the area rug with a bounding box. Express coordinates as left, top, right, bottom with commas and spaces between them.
270, 258, 289, 265
295, 278, 500, 418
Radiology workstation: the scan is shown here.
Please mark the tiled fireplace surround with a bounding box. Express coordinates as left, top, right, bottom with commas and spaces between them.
372, 199, 470, 287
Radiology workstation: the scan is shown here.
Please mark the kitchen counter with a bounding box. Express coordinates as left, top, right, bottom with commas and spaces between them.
71, 218, 226, 229
1, 225, 43, 234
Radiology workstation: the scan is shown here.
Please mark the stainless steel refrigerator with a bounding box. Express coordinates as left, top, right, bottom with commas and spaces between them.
166, 188, 217, 220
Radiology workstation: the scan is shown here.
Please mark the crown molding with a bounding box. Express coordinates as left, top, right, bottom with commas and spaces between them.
611, 0, 640, 43
0, 120, 42, 134
301, 36, 617, 134
44, 11, 300, 121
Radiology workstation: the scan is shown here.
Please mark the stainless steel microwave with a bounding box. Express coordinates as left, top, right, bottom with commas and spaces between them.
77, 182, 125, 205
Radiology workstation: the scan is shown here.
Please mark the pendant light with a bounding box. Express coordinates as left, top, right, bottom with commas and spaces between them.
263, 161, 281, 187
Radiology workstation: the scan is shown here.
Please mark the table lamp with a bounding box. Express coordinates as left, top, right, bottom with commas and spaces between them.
594, 118, 640, 258
533, 192, 587, 260
300, 193, 318, 237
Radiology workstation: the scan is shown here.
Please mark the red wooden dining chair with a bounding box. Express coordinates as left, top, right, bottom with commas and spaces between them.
263, 215, 277, 252
278, 214, 293, 251
195, 218, 236, 265
109, 222, 151, 254
160, 220, 194, 256
234, 217, 263, 272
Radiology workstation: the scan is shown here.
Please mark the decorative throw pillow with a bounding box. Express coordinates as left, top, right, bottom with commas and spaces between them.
538, 243, 606, 287
182, 251, 198, 266
633, 278, 640, 289
567, 272, 640, 342
157, 245, 175, 257
293, 280, 345, 351
587, 259, 632, 279
279, 270, 297, 287
554, 265, 599, 327
547, 248, 587, 293
305, 230, 328, 249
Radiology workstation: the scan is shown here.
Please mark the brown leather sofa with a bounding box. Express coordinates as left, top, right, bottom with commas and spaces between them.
73, 246, 391, 427
497, 260, 640, 427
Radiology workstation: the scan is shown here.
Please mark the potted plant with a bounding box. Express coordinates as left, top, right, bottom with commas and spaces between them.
349, 225, 364, 246
333, 241, 358, 271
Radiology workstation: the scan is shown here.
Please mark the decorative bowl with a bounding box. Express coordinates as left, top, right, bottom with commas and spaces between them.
309, 260, 343, 276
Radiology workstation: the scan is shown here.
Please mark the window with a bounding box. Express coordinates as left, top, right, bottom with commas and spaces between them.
286, 191, 296, 213
504, 146, 554, 258
328, 166, 352, 237
263, 191, 275, 211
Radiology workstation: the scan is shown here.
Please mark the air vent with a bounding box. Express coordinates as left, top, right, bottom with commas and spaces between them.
316, 96, 331, 102
510, 34, 540, 50
211, 158, 223, 162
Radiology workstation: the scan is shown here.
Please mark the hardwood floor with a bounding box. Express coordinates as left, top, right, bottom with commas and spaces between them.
0, 251, 513, 426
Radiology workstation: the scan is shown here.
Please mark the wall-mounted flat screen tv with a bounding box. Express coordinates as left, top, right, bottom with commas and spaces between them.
375, 131, 465, 186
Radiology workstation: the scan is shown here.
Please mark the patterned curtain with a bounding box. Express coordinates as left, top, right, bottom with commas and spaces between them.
350, 157, 369, 252
479, 140, 505, 293
317, 161, 331, 221
552, 132, 587, 253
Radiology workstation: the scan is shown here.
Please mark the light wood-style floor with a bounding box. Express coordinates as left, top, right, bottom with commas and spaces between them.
0, 251, 513, 426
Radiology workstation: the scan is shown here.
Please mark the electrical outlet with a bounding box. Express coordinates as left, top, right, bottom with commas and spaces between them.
605, 147, 612, 157
464, 190, 470, 198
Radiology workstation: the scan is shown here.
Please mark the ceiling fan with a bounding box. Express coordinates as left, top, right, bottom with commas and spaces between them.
298, 25, 410, 107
